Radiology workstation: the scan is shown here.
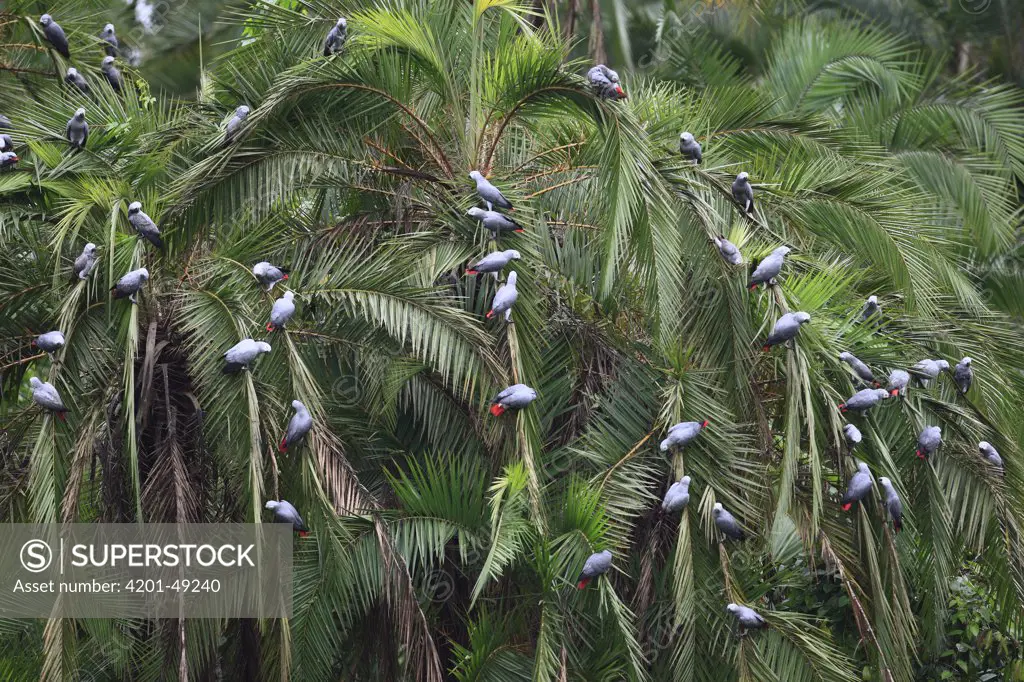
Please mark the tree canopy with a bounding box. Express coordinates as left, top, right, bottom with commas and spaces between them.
1, 0, 1023, 680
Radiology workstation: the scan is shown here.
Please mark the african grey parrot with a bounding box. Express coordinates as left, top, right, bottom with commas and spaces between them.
0, 134, 12, 153
267, 291, 296, 332
65, 68, 90, 95
953, 357, 972, 394
32, 331, 65, 354
978, 442, 1003, 473
223, 339, 272, 374
0, 115, 10, 129
727, 603, 767, 633
660, 420, 708, 452
916, 426, 941, 460
878, 477, 902, 533
40, 15, 70, 59
253, 261, 288, 290
838, 352, 874, 385
887, 369, 910, 398
489, 383, 537, 416
225, 105, 249, 144
467, 207, 523, 239
29, 377, 68, 420
861, 295, 880, 322
469, 171, 512, 211
101, 56, 123, 92
576, 549, 612, 589
762, 311, 810, 351
661, 476, 691, 513
713, 503, 745, 540
748, 246, 790, 290
66, 108, 88, 149
0, 151, 19, 169
279, 400, 312, 452
587, 65, 625, 100
323, 18, 347, 56
128, 201, 162, 249
714, 235, 742, 265
466, 249, 520, 279
838, 388, 889, 414
265, 500, 309, 536
843, 423, 862, 448
100, 23, 118, 57
912, 359, 948, 387
679, 132, 702, 164
110, 267, 149, 303
840, 460, 873, 511
74, 243, 98, 280
486, 271, 518, 322
732, 172, 754, 215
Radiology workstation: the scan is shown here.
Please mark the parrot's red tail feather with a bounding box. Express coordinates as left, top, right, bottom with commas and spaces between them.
841, 502, 852, 511
890, 389, 899, 397
465, 269, 478, 275
56, 412, 66, 422
297, 531, 309, 538
748, 283, 758, 291
490, 404, 505, 416
893, 519, 901, 533
266, 323, 275, 332
279, 438, 288, 453
486, 310, 495, 319
577, 578, 590, 590
282, 274, 289, 280
838, 404, 847, 413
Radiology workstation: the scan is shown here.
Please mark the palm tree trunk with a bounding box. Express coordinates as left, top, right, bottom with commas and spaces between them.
589, 0, 606, 64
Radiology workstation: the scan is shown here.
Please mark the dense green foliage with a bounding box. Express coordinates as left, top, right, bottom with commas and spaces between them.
1, 0, 1023, 680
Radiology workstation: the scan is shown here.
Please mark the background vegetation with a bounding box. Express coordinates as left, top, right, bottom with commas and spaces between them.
1, 0, 1023, 680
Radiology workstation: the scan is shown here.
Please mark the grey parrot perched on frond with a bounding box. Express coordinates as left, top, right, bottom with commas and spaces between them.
73, 243, 98, 280
101, 56, 123, 92
266, 500, 309, 536
953, 357, 973, 394
838, 388, 888, 415
762, 312, 810, 351
840, 460, 873, 511
469, 171, 512, 211
225, 105, 250, 144
732, 172, 754, 215
65, 68, 90, 95
714, 235, 742, 265
279, 400, 312, 452
486, 271, 518, 322
576, 549, 612, 589
253, 261, 289, 290
128, 201, 162, 249
878, 477, 903, 533
916, 426, 942, 460
466, 249, 520, 279
748, 246, 790, 291
30, 377, 68, 420
489, 383, 536, 416
110, 267, 149, 303
222, 339, 272, 374
323, 18, 348, 56
713, 503, 745, 540
267, 291, 296, 332
660, 420, 708, 452
40, 14, 70, 58
679, 132, 702, 164
661, 477, 691, 513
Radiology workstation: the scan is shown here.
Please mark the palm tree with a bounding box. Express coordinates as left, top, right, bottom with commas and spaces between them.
1, 1, 1023, 680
